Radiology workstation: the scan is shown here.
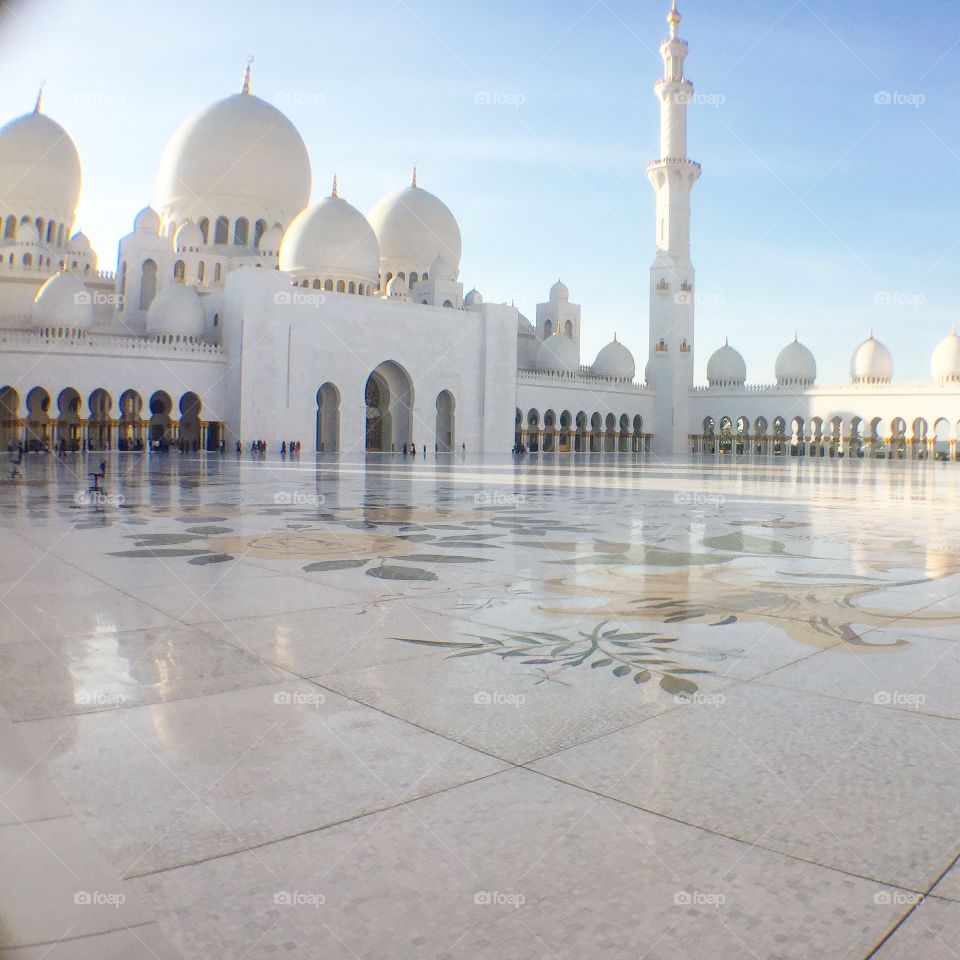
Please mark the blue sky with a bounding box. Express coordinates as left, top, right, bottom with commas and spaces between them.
1, 0, 957, 383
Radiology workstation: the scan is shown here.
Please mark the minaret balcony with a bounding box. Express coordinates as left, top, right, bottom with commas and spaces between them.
647, 157, 701, 170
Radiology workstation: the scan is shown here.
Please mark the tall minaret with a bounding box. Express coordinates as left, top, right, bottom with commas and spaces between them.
646, 0, 701, 455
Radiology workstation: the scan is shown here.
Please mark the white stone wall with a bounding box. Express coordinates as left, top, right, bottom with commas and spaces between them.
221, 270, 517, 453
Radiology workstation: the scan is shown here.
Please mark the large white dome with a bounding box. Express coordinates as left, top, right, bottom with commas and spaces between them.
851, 334, 893, 384
707, 339, 746, 386
775, 337, 816, 386
279, 189, 379, 288
33, 273, 92, 328
0, 107, 81, 227
535, 334, 580, 373
932, 329, 960, 384
591, 337, 635, 380
145, 283, 207, 338
367, 175, 462, 280
156, 91, 311, 229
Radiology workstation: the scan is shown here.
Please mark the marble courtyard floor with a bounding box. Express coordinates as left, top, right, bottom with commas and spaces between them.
2, 452, 960, 959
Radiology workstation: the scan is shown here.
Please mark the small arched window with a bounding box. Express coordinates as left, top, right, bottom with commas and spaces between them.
46, 221, 54, 243
174, 260, 185, 281
348, 281, 356, 294
140, 259, 158, 310
324, 279, 333, 291
3, 215, 16, 239
312, 279, 321, 289
253, 219, 267, 247
214, 263, 222, 282
198, 217, 210, 244
336, 280, 345, 293
233, 217, 249, 245
214, 216, 229, 244
197, 261, 205, 282
57, 224, 64, 245
409, 272, 418, 288
22, 253, 32, 267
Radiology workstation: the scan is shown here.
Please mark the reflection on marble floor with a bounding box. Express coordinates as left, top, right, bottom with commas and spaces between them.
2, 452, 960, 958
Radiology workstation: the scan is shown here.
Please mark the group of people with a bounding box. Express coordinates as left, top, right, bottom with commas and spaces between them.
239, 439, 303, 458
401, 443, 426, 457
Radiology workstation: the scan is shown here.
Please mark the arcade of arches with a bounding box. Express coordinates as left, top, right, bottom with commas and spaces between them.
0, 386, 222, 452
691, 415, 960, 460
516, 408, 651, 453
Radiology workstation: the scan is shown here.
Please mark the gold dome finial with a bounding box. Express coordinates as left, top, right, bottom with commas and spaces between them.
331, 174, 339, 199
667, 0, 681, 37
242, 56, 254, 95
33, 80, 45, 114
412, 164, 418, 188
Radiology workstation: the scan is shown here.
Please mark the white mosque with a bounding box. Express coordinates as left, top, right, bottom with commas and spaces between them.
0, 2, 958, 460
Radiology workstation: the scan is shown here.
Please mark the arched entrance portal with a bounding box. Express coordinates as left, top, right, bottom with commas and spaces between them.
364, 361, 413, 452
317, 382, 340, 453
180, 392, 202, 450
435, 390, 455, 452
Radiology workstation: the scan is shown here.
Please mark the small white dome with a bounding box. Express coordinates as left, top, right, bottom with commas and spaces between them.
156, 92, 311, 228
17, 220, 40, 244
851, 334, 893, 384
550, 279, 569, 301
134, 206, 161, 234
535, 333, 580, 373
464, 288, 483, 306
367, 176, 462, 277
591, 337, 636, 380
279, 193, 379, 287
258, 224, 284, 255
386, 275, 408, 298
174, 221, 204, 251
932, 329, 960, 385
33, 272, 93, 327
707, 339, 747, 386
776, 337, 817, 386
68, 231, 92, 254
517, 313, 535, 335
429, 254, 456, 282
145, 283, 206, 338
0, 109, 81, 223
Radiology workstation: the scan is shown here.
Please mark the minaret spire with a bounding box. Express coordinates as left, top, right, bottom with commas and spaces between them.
33, 81, 45, 114
668, 0, 681, 39
242, 56, 253, 95
412, 165, 418, 188
331, 174, 339, 198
